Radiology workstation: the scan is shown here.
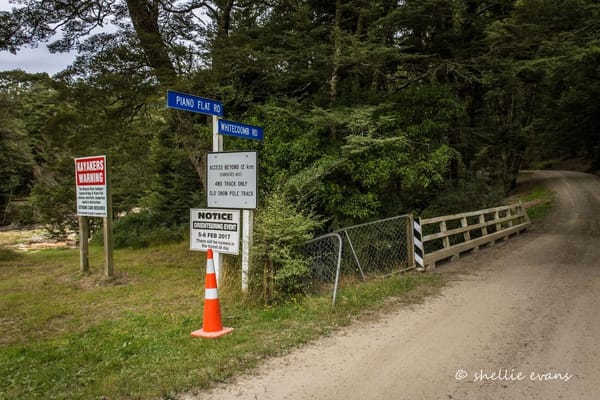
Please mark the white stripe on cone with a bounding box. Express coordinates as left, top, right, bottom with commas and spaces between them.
205, 287, 219, 300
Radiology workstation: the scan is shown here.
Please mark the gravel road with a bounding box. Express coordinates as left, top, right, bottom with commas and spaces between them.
188, 170, 600, 400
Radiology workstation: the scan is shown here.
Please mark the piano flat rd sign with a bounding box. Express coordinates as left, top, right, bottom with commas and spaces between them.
190, 209, 240, 254
166, 90, 223, 116
206, 151, 257, 209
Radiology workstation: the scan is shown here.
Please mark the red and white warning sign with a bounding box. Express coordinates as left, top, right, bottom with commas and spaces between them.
75, 155, 108, 217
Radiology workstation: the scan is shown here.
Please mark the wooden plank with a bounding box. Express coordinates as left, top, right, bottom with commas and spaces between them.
421, 204, 517, 225
422, 213, 524, 242
420, 203, 529, 269
424, 222, 529, 265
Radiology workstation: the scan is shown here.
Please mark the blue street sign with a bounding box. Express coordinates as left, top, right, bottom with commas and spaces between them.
218, 119, 264, 141
166, 90, 224, 117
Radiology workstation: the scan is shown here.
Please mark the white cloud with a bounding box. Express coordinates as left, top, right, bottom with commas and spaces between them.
0, 47, 76, 75
0, 0, 77, 74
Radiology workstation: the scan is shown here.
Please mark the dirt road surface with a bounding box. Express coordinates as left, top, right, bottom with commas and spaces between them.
188, 170, 600, 400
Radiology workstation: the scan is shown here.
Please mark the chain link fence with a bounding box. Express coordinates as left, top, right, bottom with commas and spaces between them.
301, 233, 343, 304
301, 215, 413, 305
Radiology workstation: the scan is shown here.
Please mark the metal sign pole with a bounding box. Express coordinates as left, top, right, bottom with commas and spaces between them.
241, 209, 253, 293
167, 90, 259, 293
215, 120, 262, 295
212, 115, 224, 286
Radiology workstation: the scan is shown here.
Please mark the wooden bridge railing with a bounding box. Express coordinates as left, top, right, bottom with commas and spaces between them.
420, 202, 530, 270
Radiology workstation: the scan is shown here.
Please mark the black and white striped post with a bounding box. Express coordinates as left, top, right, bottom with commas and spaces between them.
413, 218, 425, 271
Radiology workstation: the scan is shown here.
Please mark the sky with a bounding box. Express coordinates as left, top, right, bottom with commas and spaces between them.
0, 0, 78, 74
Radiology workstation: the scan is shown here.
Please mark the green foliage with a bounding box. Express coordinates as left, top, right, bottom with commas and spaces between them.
251, 191, 322, 303
0, 73, 36, 225
141, 128, 204, 227
3, 200, 37, 227
254, 81, 464, 229
482, 0, 600, 174
511, 184, 553, 221
29, 159, 78, 238
91, 210, 184, 249
422, 176, 505, 218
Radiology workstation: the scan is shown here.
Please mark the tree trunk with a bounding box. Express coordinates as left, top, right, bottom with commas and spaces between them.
330, 0, 343, 103
126, 1, 233, 190
126, 0, 177, 86
211, 0, 235, 82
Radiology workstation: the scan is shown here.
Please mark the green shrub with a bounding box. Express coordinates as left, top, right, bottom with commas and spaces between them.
91, 210, 183, 249
29, 168, 78, 239
250, 191, 321, 303
422, 177, 504, 218
2, 199, 37, 226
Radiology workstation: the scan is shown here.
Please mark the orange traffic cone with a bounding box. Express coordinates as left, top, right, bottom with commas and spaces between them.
191, 249, 234, 339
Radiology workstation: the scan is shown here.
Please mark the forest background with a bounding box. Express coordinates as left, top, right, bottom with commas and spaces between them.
1, 0, 599, 300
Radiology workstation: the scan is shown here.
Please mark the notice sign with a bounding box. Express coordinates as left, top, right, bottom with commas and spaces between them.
75, 155, 108, 217
207, 151, 258, 209
190, 209, 240, 254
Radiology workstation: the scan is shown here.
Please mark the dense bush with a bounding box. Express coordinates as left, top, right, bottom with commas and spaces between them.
250, 191, 321, 303
29, 163, 78, 239
91, 210, 184, 249
2, 199, 37, 227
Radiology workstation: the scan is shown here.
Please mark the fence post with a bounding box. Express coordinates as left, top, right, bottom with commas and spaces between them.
479, 213, 488, 236
407, 214, 415, 270
79, 216, 89, 273
331, 233, 343, 306
413, 217, 425, 271
520, 201, 531, 224
494, 210, 501, 232
461, 217, 471, 242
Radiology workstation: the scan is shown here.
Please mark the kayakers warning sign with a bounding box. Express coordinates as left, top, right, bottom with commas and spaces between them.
75, 155, 108, 217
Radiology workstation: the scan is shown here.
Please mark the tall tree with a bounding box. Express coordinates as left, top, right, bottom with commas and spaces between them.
1, 0, 241, 185
0, 71, 37, 224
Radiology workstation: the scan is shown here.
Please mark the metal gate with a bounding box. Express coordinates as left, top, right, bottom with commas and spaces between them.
301, 215, 414, 305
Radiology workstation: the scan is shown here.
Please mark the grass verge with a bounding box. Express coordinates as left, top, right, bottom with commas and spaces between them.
508, 179, 554, 221
520, 185, 554, 220
0, 241, 444, 400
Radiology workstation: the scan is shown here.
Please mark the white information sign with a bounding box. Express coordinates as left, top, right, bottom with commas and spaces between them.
207, 151, 258, 209
190, 208, 241, 255
75, 155, 108, 217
